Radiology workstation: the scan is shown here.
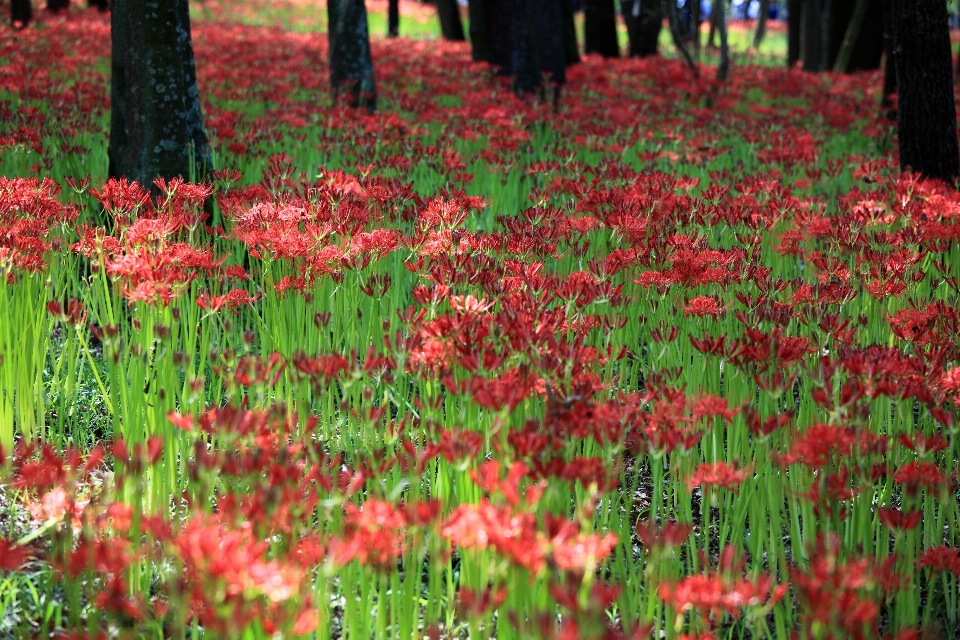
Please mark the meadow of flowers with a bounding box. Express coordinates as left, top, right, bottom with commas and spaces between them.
1, 6, 959, 639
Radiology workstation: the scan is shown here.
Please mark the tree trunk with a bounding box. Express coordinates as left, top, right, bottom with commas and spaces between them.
891, 0, 959, 182
328, 0, 377, 110
48, 0, 70, 11
561, 0, 579, 65
584, 0, 619, 58
846, 0, 883, 71
801, 0, 823, 71
714, 0, 729, 80
387, 0, 399, 37
833, 0, 867, 72
822, 0, 852, 70
787, 0, 802, 67
89, 0, 110, 10
530, 0, 566, 94
625, 0, 662, 57
880, 0, 895, 117
753, 0, 770, 50
437, 0, 465, 41
468, 0, 489, 61
690, 0, 700, 58
665, 0, 698, 74
109, 0, 211, 190
11, 0, 32, 27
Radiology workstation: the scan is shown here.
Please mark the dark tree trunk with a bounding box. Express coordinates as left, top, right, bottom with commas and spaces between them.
880, 0, 895, 117
387, 0, 399, 37
48, 0, 70, 11
109, 0, 211, 190
437, 0, 465, 41
561, 0, 579, 65
584, 0, 619, 58
89, 0, 110, 10
469, 0, 567, 95
11, 0, 32, 27
624, 0, 662, 57
690, 0, 700, 57
328, 0, 377, 110
801, 0, 823, 71
468, 0, 489, 61
891, 0, 959, 182
714, 0, 729, 80
787, 0, 802, 67
530, 0, 566, 91
822, 0, 852, 70
846, 0, 883, 71
753, 0, 770, 50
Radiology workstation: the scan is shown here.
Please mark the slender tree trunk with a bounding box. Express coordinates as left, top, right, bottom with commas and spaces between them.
714, 0, 729, 80
833, 0, 868, 72
468, 0, 489, 61
11, 0, 32, 27
665, 0, 698, 74
328, 0, 377, 110
89, 0, 110, 9
955, 46, 960, 85
822, 0, 852, 70
846, 0, 883, 71
584, 0, 619, 57
801, 0, 822, 71
891, 0, 959, 182
625, 0, 662, 57
561, 0, 580, 65
880, 0, 896, 117
753, 0, 770, 50
437, 0, 465, 40
109, 0, 211, 190
787, 0, 802, 67
690, 0, 700, 58
387, 0, 399, 37
48, 0, 70, 11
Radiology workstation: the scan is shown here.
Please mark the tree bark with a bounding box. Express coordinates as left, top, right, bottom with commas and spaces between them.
387, 0, 399, 37
714, 0, 729, 80
880, 0, 895, 117
624, 0, 662, 57
891, 0, 958, 182
753, 0, 771, 50
328, 0, 377, 110
822, 0, 852, 70
584, 0, 619, 58
561, 0, 579, 65
11, 0, 32, 27
468, 0, 489, 61
820, 0, 880, 71
48, 0, 70, 11
801, 0, 823, 71
89, 0, 110, 10
787, 0, 802, 67
437, 0, 466, 41
109, 0, 212, 190
846, 0, 882, 71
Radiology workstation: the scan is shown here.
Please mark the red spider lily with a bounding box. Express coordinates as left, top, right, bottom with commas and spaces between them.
918, 546, 960, 577
0, 539, 33, 572
877, 507, 922, 532
894, 461, 951, 496
683, 296, 722, 318
0, 176, 76, 276
441, 500, 544, 573
659, 571, 786, 620
791, 535, 880, 640
686, 462, 750, 494
635, 518, 692, 554
330, 500, 408, 570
